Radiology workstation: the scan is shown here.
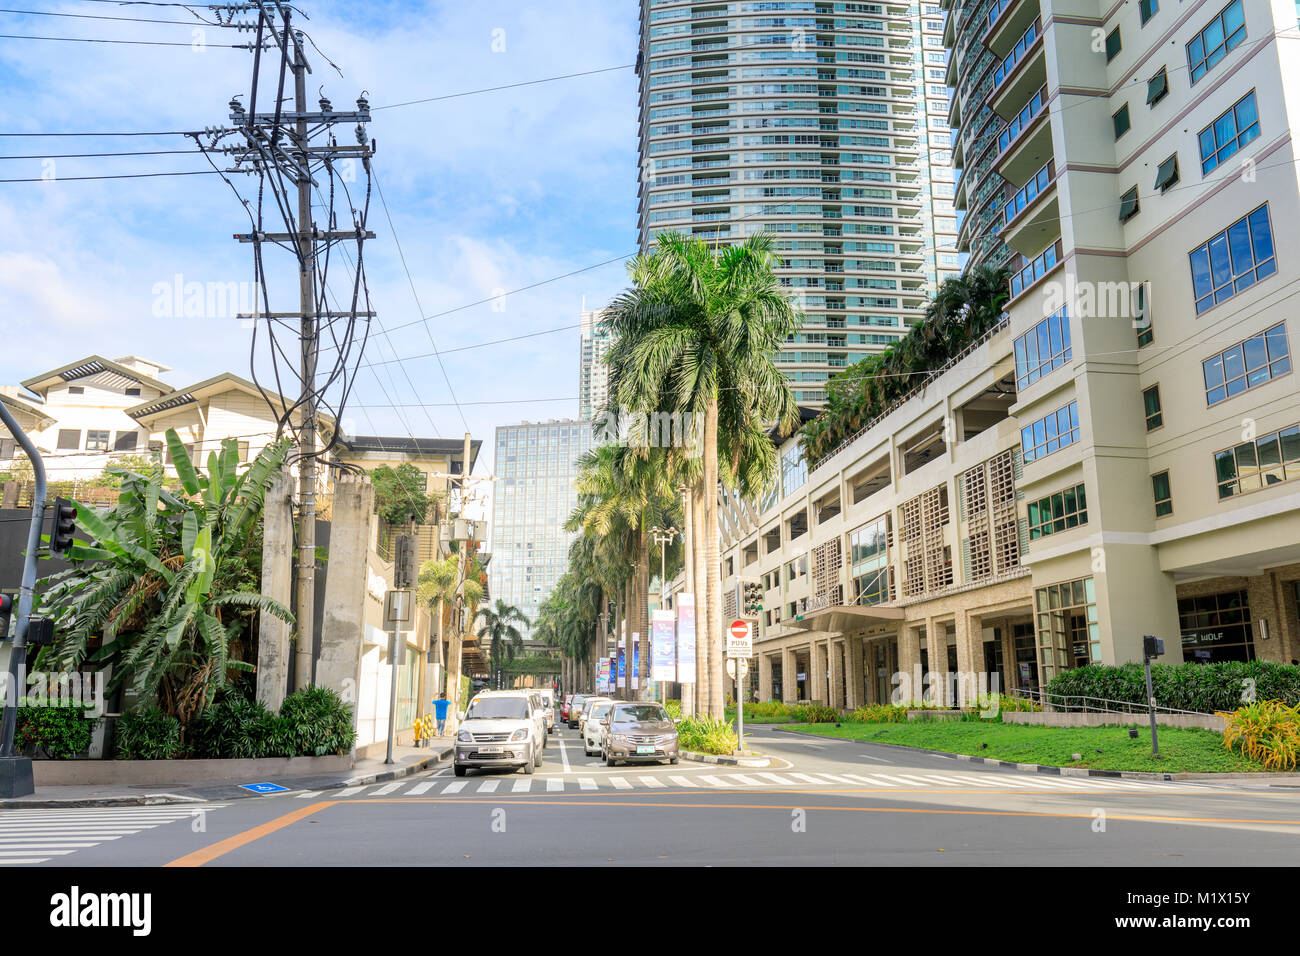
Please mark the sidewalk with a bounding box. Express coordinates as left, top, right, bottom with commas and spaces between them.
0, 741, 455, 809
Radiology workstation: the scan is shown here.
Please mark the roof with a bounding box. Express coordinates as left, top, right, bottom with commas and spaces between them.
339, 435, 482, 470
20, 355, 172, 398
768, 406, 819, 443
125, 372, 335, 428
0, 393, 55, 429
114, 355, 173, 374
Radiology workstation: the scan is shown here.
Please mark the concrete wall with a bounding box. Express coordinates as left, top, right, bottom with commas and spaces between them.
1003, 711, 1225, 732
32, 754, 352, 787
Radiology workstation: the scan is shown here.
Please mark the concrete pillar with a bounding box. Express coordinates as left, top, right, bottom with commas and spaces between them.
953, 611, 985, 706
898, 622, 922, 705
783, 646, 798, 703
316, 476, 375, 718
256, 469, 294, 711
845, 636, 863, 710
1247, 573, 1283, 663
829, 639, 845, 710
759, 653, 774, 702
812, 640, 828, 706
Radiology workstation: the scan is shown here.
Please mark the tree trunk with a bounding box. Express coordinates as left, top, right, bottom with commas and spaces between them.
636, 531, 651, 701
681, 484, 696, 718
691, 480, 709, 719
704, 395, 724, 719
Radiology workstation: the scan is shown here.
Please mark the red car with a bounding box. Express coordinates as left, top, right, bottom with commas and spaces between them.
560, 695, 574, 722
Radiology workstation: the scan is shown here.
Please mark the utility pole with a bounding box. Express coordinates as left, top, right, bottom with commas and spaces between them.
447, 432, 474, 729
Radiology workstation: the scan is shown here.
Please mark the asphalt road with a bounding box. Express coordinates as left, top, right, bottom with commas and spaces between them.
6, 725, 1300, 866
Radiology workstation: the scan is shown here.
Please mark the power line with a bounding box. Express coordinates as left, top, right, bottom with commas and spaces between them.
0, 129, 208, 138
0, 32, 260, 47
0, 148, 198, 160
0, 168, 222, 183
373, 64, 635, 111
0, 7, 222, 25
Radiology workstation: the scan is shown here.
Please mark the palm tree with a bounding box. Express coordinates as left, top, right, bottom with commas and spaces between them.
603, 231, 800, 717
476, 599, 529, 689
417, 552, 484, 707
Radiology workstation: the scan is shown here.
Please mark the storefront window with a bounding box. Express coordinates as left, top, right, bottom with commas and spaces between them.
1178, 590, 1254, 662
1035, 576, 1098, 683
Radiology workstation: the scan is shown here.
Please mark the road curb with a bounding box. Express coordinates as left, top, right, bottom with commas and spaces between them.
0, 745, 456, 809
769, 726, 1300, 782
680, 749, 772, 767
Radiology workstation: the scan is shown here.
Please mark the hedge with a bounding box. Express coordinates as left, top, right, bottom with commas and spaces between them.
1046, 660, 1300, 713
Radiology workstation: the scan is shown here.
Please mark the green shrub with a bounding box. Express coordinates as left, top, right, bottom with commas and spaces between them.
276, 687, 356, 757
846, 703, 909, 723
15, 703, 95, 759
188, 696, 280, 759
1221, 699, 1300, 770
1048, 661, 1300, 714
665, 699, 682, 720
745, 700, 795, 720
114, 707, 183, 760
790, 704, 840, 723
676, 715, 738, 755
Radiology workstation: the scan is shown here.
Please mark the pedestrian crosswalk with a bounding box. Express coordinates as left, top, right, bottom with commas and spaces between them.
0, 804, 229, 866
311, 770, 1199, 799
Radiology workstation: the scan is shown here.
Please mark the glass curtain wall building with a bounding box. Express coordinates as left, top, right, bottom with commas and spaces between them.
637, 0, 962, 405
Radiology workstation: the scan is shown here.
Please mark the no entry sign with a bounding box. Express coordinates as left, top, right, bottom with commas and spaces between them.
727, 619, 753, 659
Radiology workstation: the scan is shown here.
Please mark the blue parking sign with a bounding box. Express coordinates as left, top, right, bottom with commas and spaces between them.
239, 782, 290, 794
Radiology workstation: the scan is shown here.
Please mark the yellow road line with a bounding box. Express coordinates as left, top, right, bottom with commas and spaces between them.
164, 801, 338, 867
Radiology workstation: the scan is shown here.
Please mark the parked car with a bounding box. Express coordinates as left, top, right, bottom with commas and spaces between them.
578, 696, 611, 735
567, 693, 593, 729
582, 700, 614, 757
603, 701, 679, 767
534, 687, 556, 733
560, 695, 573, 722
454, 690, 546, 777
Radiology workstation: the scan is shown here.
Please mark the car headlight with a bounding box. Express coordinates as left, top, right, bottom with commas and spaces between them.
457, 729, 474, 743
509, 728, 530, 741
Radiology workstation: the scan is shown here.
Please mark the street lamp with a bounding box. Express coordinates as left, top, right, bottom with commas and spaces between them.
649, 526, 679, 705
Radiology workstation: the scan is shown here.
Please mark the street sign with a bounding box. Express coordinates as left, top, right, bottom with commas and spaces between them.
239, 782, 290, 794
726, 658, 750, 680
383, 589, 413, 629
727, 619, 753, 659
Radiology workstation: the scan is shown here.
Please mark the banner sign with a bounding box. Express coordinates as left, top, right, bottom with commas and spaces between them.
631, 636, 640, 690
617, 645, 626, 688
676, 593, 696, 684
652, 610, 676, 682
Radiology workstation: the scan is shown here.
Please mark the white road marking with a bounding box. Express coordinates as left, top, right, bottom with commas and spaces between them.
669, 775, 699, 788
729, 774, 764, 786
296, 791, 322, 799
0, 849, 75, 857
371, 783, 402, 796
871, 774, 929, 786
0, 859, 47, 865
547, 778, 564, 792
578, 777, 597, 791
809, 772, 856, 784
336, 786, 367, 796
699, 775, 736, 788
609, 777, 633, 790
512, 779, 532, 793
441, 781, 467, 794
755, 772, 795, 786
407, 781, 437, 796
787, 772, 831, 785
949, 775, 1020, 788
842, 774, 891, 786
640, 777, 667, 788
477, 781, 500, 793
559, 739, 572, 773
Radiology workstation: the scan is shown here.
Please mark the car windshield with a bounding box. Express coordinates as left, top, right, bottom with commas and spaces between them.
465, 697, 529, 720
612, 704, 668, 723
589, 703, 612, 719
572, 695, 589, 706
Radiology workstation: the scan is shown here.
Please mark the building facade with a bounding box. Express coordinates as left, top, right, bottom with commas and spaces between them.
579, 308, 612, 420
490, 419, 597, 638
636, 0, 963, 405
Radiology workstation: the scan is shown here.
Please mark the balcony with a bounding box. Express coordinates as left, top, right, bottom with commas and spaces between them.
1008, 238, 1064, 300
985, 0, 1040, 59
990, 19, 1045, 121
995, 86, 1052, 186
1001, 160, 1059, 255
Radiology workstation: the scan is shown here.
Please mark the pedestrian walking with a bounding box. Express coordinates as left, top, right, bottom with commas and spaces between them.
433, 694, 450, 736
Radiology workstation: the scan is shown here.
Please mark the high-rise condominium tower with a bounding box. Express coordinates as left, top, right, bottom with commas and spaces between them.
636, 0, 963, 405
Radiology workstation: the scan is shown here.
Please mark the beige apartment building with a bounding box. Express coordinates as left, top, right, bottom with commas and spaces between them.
717, 0, 1300, 706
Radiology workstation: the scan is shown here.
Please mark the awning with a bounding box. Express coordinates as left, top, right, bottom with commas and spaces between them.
789, 603, 904, 634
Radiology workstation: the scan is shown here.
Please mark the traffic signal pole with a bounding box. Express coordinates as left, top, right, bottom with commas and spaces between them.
0, 400, 44, 797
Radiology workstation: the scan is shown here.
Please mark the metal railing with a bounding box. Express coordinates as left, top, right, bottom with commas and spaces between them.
1005, 687, 1214, 717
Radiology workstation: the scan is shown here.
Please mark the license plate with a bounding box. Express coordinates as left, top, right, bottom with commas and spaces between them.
479, 746, 502, 754
636, 745, 656, 755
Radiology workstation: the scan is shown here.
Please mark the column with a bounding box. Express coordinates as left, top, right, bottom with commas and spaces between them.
829, 639, 846, 711
759, 653, 774, 702
783, 646, 798, 703
953, 611, 985, 707
845, 636, 864, 710
255, 469, 294, 711
316, 476, 375, 717
897, 622, 922, 705
813, 640, 829, 706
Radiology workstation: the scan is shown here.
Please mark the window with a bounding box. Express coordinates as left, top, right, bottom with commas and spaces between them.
67, 385, 84, 395
113, 432, 138, 452
1187, 0, 1246, 84
124, 387, 141, 397
1154, 154, 1179, 192
56, 429, 80, 450
1119, 186, 1140, 222
1189, 204, 1276, 314
85, 430, 110, 452
1146, 67, 1168, 105
1112, 103, 1130, 139
1199, 91, 1259, 175
1014, 307, 1072, 389
1105, 27, 1122, 62
237, 441, 250, 463
1135, 282, 1153, 347
1151, 471, 1173, 516
1203, 323, 1290, 405
1036, 576, 1099, 679
850, 515, 893, 606
1143, 385, 1163, 430
1179, 590, 1254, 662
1214, 422, 1300, 498
1021, 401, 1080, 463
1027, 483, 1088, 539
1140, 0, 1159, 24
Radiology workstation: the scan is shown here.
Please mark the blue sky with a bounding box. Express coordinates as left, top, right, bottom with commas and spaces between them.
0, 1, 642, 480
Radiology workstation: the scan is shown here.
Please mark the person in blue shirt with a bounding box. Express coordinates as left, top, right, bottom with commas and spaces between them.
433, 694, 451, 736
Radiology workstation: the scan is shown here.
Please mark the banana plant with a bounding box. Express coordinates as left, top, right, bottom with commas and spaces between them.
36, 429, 295, 728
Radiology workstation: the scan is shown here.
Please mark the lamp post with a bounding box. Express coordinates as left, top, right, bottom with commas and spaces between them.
650, 526, 679, 703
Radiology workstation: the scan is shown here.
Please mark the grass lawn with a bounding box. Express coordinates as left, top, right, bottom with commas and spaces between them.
724, 709, 792, 724
780, 720, 1268, 773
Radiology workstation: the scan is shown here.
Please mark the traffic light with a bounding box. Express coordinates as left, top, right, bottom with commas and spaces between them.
393, 534, 417, 590
49, 497, 77, 557
0, 594, 12, 640
739, 578, 763, 617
